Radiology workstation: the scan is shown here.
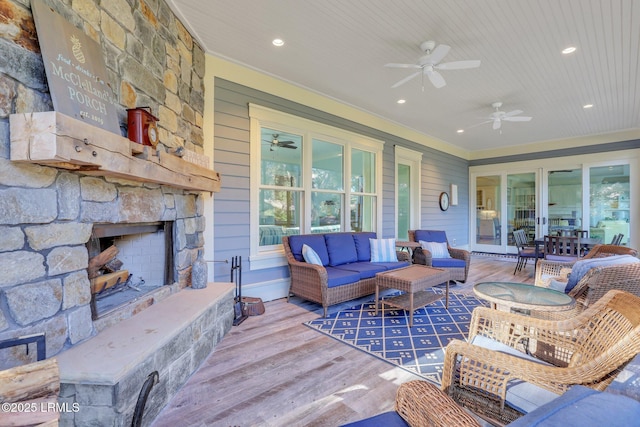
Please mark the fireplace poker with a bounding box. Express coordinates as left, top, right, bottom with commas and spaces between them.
231, 255, 248, 326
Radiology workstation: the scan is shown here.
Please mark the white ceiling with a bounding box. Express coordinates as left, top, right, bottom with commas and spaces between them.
167, 0, 640, 153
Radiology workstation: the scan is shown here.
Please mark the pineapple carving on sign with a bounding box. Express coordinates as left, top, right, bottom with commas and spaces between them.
31, 0, 120, 134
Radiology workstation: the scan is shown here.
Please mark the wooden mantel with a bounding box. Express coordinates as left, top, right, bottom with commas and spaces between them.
10, 112, 220, 193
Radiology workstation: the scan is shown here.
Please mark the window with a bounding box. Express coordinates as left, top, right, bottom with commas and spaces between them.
249, 105, 384, 269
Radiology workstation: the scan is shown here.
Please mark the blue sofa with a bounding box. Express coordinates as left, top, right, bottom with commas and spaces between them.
282, 232, 410, 316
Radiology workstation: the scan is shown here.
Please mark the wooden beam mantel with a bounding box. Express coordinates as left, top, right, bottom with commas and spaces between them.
10, 112, 220, 193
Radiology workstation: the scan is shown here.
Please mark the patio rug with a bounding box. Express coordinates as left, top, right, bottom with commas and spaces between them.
304, 289, 488, 385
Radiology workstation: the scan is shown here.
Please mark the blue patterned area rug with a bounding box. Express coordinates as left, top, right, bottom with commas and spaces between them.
304, 289, 488, 385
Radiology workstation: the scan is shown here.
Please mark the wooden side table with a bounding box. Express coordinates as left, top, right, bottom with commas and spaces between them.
375, 265, 450, 327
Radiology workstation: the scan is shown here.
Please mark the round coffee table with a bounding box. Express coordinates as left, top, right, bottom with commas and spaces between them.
473, 281, 575, 314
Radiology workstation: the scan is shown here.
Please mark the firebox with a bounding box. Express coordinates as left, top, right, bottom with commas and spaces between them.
87, 222, 174, 320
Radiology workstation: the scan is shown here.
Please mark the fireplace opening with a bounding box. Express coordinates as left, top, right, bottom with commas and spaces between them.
87, 222, 174, 320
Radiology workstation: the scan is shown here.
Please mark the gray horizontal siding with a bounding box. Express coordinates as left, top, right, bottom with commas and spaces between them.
212, 78, 470, 283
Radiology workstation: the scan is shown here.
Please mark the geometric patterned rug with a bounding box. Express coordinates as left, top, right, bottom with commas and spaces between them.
304, 288, 489, 385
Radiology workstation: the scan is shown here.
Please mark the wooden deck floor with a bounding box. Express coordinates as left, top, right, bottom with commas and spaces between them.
151, 253, 533, 427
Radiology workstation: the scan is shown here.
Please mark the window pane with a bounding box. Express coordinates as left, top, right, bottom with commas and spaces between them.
261, 128, 302, 186
476, 175, 501, 245
351, 195, 375, 232
548, 169, 581, 235
351, 149, 375, 193
259, 189, 300, 245
589, 165, 630, 245
312, 139, 343, 190
311, 192, 342, 233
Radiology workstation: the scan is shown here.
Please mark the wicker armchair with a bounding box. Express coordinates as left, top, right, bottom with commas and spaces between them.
408, 230, 470, 282
441, 290, 640, 425
534, 244, 639, 319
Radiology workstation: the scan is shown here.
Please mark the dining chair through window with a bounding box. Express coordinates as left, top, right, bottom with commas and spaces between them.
543, 235, 580, 263
611, 233, 624, 245
513, 229, 542, 274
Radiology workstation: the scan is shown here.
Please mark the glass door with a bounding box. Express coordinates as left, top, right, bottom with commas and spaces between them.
508, 172, 537, 248
474, 175, 502, 252
544, 169, 583, 237
588, 164, 630, 245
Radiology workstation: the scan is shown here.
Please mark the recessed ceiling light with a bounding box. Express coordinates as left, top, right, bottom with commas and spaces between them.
583, 104, 593, 109
397, 99, 406, 104
272, 38, 284, 47
457, 129, 464, 133
562, 46, 576, 54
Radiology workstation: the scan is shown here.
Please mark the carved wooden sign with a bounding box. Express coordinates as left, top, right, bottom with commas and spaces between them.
31, 0, 120, 134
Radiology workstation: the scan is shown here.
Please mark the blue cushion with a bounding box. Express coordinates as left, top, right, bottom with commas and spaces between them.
325, 267, 362, 288
288, 235, 330, 265
340, 411, 409, 427
302, 244, 323, 265
431, 258, 466, 269
353, 232, 377, 261
565, 255, 639, 293
508, 385, 640, 426
471, 335, 558, 413
325, 233, 359, 266
376, 261, 411, 271
334, 262, 387, 279
370, 238, 398, 262
414, 230, 447, 244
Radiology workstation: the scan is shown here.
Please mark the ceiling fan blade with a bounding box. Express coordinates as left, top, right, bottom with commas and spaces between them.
493, 118, 502, 130
503, 116, 532, 122
503, 109, 524, 117
426, 69, 446, 88
391, 71, 421, 88
436, 59, 481, 70
280, 144, 297, 149
428, 44, 451, 64
385, 63, 421, 69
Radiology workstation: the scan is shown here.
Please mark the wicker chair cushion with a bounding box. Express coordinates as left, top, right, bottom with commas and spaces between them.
324, 267, 362, 288
565, 255, 639, 292
325, 233, 359, 266
370, 238, 398, 262
288, 234, 330, 265
353, 232, 377, 261
414, 230, 447, 244
302, 244, 323, 265
508, 385, 640, 427
431, 258, 466, 268
471, 335, 559, 413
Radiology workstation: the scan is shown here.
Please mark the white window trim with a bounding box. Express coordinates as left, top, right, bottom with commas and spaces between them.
395, 145, 423, 237
249, 104, 385, 270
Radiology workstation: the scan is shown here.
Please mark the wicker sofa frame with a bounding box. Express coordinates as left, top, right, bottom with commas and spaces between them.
441, 290, 640, 425
282, 235, 408, 317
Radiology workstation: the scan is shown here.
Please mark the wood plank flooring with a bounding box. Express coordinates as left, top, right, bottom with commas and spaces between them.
151, 253, 533, 427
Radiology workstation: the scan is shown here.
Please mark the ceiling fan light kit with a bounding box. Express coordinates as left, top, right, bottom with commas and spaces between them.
385, 40, 481, 89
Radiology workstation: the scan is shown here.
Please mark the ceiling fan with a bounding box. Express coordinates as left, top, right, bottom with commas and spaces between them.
477, 102, 533, 130
385, 40, 480, 89
263, 134, 297, 151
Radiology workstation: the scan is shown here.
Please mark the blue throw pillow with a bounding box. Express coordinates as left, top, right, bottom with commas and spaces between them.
302, 244, 323, 265
369, 238, 398, 262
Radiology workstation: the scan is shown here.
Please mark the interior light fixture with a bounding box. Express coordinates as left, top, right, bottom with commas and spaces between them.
457, 129, 464, 133
272, 38, 284, 47
562, 46, 576, 54
397, 99, 406, 104
583, 104, 593, 109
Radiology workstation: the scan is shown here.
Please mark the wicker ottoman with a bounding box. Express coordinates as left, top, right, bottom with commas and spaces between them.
375, 265, 450, 326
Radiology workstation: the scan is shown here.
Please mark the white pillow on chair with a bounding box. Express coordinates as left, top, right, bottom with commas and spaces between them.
419, 240, 451, 258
